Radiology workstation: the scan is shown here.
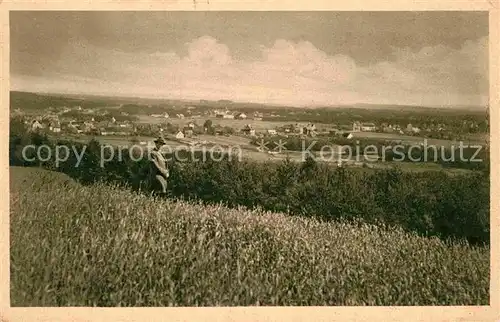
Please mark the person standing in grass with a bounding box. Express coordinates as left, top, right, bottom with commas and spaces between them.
149, 136, 169, 195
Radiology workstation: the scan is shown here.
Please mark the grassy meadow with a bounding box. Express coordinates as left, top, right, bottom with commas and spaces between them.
10, 166, 490, 306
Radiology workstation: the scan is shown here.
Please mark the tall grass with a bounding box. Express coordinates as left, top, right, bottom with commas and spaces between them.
10, 167, 489, 306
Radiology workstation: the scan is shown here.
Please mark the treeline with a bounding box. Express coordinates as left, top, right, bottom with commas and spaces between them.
10, 121, 490, 245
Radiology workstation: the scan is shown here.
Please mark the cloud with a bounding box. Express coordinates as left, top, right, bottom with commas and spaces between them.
11, 35, 488, 107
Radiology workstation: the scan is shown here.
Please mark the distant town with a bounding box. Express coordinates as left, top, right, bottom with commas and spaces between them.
11, 91, 489, 147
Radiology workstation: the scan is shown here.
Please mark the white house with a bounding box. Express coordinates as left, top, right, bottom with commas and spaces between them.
175, 131, 185, 139
49, 121, 61, 133
223, 114, 235, 119
236, 113, 248, 119
31, 120, 43, 131
305, 123, 317, 136
242, 124, 256, 136
267, 129, 277, 135
343, 132, 354, 139
361, 123, 376, 132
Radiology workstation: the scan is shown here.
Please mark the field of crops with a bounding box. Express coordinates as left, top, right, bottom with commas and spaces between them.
10, 166, 489, 306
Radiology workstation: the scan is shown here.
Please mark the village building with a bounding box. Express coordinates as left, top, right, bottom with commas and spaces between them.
31, 120, 44, 131
342, 132, 354, 139
68, 120, 84, 133
175, 131, 185, 139
382, 124, 394, 132
305, 123, 317, 136
83, 121, 96, 132
361, 123, 376, 132
353, 121, 376, 132
253, 112, 264, 121
184, 128, 194, 138
295, 124, 305, 135
49, 121, 61, 133
241, 124, 256, 136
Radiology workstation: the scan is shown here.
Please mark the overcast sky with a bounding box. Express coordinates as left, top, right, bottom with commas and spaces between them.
10, 11, 488, 107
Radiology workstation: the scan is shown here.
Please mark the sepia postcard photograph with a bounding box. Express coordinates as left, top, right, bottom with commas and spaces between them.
1, 1, 499, 321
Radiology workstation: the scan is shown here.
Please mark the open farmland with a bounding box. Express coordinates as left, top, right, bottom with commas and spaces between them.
10, 167, 489, 306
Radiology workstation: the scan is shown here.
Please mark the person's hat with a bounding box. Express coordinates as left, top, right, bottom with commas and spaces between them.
154, 137, 166, 145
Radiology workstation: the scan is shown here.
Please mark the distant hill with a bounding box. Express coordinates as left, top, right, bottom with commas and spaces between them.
10, 91, 487, 116
10, 91, 113, 110
10, 91, 83, 110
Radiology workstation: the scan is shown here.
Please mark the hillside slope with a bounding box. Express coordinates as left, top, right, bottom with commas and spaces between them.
9, 167, 489, 306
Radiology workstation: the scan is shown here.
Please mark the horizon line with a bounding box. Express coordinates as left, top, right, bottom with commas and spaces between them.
10, 89, 489, 111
